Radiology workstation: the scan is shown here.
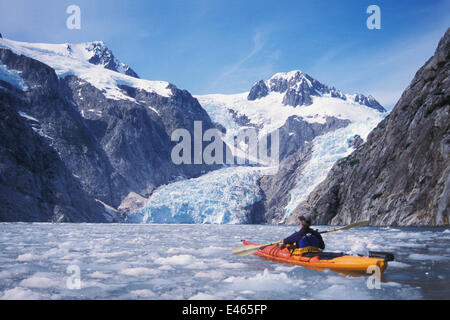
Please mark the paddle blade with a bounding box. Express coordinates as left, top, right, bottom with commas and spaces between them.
321, 220, 370, 234
232, 245, 262, 256
232, 241, 281, 257
339, 220, 370, 230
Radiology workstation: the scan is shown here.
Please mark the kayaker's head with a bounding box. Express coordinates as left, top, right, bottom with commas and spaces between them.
299, 215, 312, 227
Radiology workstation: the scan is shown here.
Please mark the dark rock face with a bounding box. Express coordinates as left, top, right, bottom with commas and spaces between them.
252, 143, 314, 224
228, 109, 262, 129
251, 116, 351, 223
247, 70, 386, 112
0, 81, 107, 222
248, 80, 269, 100
269, 116, 350, 161
269, 71, 327, 107
63, 77, 221, 206
353, 94, 385, 112
289, 29, 450, 227
0, 47, 223, 221
348, 135, 364, 149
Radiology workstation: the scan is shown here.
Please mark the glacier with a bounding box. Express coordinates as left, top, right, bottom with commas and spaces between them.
126, 166, 277, 224
130, 81, 388, 225
0, 62, 28, 91
129, 111, 386, 225
284, 112, 387, 218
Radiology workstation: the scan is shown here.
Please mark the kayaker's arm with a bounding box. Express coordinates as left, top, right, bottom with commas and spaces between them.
283, 228, 306, 245
311, 229, 326, 250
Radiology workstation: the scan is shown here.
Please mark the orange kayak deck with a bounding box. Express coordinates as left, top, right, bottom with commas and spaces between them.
242, 240, 387, 274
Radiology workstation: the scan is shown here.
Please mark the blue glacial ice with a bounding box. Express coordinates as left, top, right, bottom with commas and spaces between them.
127, 166, 277, 224
284, 114, 386, 218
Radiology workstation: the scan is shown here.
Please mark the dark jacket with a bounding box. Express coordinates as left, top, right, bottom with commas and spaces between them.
283, 226, 325, 249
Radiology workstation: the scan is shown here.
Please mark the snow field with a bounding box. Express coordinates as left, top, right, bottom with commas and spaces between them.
0, 38, 172, 101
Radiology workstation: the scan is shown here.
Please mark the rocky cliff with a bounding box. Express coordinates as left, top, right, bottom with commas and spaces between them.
289, 29, 450, 226
0, 80, 108, 222
0, 39, 223, 222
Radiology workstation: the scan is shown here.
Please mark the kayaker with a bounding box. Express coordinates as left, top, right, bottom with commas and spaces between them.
280, 215, 325, 254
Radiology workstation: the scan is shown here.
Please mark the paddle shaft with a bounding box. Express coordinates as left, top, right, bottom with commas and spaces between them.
232, 220, 369, 256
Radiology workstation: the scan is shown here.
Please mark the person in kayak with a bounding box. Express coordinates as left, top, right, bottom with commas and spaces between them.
280, 215, 325, 255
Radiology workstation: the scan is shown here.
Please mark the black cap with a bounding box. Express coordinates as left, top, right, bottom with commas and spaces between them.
299, 215, 311, 224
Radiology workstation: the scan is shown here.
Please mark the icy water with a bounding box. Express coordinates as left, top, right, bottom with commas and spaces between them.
0, 223, 449, 300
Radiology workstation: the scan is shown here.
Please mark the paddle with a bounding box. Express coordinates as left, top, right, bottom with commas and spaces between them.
232, 220, 370, 257
319, 220, 370, 234
232, 241, 282, 257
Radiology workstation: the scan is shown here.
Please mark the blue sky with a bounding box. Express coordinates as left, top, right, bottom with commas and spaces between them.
0, 0, 449, 108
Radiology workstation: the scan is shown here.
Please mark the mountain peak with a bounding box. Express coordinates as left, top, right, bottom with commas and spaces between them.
80, 41, 139, 78
269, 70, 304, 80
248, 69, 385, 112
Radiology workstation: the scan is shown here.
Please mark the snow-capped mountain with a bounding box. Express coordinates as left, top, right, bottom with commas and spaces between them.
0, 37, 222, 222
196, 70, 385, 160
0, 36, 388, 225
0, 38, 170, 101
248, 70, 385, 111
130, 71, 387, 224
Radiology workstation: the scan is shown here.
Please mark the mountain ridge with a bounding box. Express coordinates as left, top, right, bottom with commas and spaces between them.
0, 38, 224, 222
247, 70, 386, 112
289, 28, 450, 227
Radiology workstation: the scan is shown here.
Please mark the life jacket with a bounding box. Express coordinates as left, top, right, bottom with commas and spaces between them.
298, 233, 322, 249
291, 246, 321, 256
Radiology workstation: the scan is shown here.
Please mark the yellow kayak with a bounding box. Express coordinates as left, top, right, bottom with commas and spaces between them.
241, 240, 393, 274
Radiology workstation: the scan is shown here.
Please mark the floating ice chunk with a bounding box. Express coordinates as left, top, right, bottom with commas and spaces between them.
154, 254, 197, 265
315, 284, 371, 300
1, 287, 45, 300
129, 289, 157, 298
154, 254, 208, 269
212, 259, 247, 269
167, 247, 195, 254
274, 265, 300, 272
196, 246, 229, 256
0, 271, 12, 279
158, 265, 174, 271
119, 267, 160, 277
189, 292, 218, 300
408, 254, 450, 262
17, 253, 40, 262
388, 261, 411, 268
240, 290, 256, 295
89, 271, 111, 279
223, 269, 304, 292
194, 271, 224, 279
19, 273, 61, 289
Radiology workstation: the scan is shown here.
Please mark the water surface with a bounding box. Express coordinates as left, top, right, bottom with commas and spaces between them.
0, 223, 448, 300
